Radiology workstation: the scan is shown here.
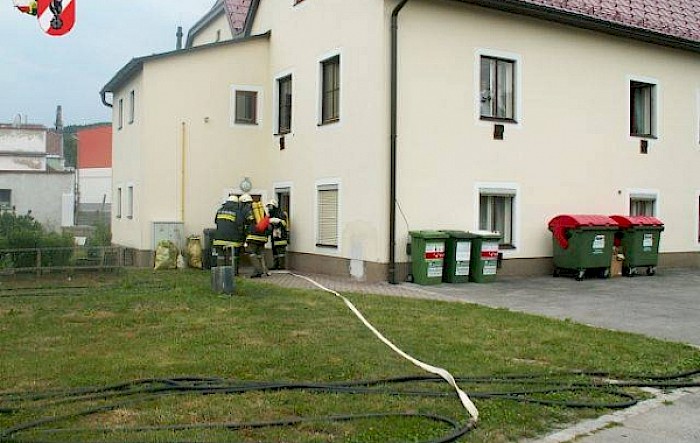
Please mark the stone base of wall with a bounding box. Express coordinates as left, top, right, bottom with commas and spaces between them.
287, 252, 387, 282
123, 248, 700, 283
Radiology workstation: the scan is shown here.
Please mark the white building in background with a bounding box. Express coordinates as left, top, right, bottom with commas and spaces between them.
101, 0, 700, 279
0, 110, 74, 230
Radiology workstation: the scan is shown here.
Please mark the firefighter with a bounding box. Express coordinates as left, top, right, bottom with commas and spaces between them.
241, 194, 270, 278
213, 195, 244, 273
266, 199, 289, 270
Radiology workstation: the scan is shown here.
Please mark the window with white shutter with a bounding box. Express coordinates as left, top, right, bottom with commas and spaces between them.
317, 184, 338, 247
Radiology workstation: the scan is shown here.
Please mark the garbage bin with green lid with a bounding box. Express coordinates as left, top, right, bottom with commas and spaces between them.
441, 231, 477, 283
548, 215, 619, 281
610, 215, 664, 276
409, 231, 448, 285
467, 230, 501, 283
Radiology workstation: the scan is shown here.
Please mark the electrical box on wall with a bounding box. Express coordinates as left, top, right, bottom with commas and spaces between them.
152, 222, 185, 251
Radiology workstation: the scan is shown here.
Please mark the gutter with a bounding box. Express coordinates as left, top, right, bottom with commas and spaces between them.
389, 0, 409, 284
100, 91, 113, 108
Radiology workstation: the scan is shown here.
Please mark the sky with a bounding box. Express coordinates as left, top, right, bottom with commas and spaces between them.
0, 0, 218, 128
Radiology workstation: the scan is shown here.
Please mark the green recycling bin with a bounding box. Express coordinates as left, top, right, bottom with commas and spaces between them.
409, 231, 448, 285
467, 230, 501, 283
441, 231, 477, 283
548, 215, 618, 281
610, 215, 664, 276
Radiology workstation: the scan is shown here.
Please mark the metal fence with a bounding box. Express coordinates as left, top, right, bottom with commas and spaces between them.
0, 246, 129, 274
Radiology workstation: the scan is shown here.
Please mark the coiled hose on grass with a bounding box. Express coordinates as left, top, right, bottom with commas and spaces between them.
1, 369, 698, 442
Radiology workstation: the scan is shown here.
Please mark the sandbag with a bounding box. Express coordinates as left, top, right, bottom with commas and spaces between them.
154, 240, 178, 270
187, 236, 203, 269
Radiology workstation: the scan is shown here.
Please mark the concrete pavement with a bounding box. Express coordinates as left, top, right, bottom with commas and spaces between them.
258, 267, 700, 442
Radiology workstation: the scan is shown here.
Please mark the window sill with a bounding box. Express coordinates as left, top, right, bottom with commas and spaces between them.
316, 243, 338, 249
480, 116, 518, 124
499, 244, 516, 250
127, 216, 133, 220
235, 121, 259, 126
630, 134, 658, 140
274, 131, 291, 137
317, 118, 339, 127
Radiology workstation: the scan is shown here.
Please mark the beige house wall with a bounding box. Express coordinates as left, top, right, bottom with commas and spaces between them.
394, 0, 700, 263
111, 38, 271, 252
111, 74, 144, 249
190, 12, 233, 48
107, 0, 700, 278
250, 0, 390, 271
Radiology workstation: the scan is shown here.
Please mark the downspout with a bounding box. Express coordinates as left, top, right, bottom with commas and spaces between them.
181, 122, 187, 223
389, 0, 409, 284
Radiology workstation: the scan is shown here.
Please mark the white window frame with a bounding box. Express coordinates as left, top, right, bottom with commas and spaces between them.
128, 90, 135, 124
315, 178, 341, 253
115, 186, 122, 219
230, 85, 264, 128
474, 182, 520, 254
273, 69, 294, 135
126, 184, 134, 220
474, 48, 522, 128
274, 181, 293, 247
627, 75, 661, 140
118, 98, 124, 130
0, 189, 11, 210
316, 48, 343, 128
627, 189, 660, 218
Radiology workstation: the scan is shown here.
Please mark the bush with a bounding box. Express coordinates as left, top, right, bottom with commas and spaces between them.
0, 212, 74, 268
90, 222, 112, 247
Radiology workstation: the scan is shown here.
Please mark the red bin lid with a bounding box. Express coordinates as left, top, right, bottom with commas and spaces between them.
609, 215, 664, 228
548, 215, 619, 249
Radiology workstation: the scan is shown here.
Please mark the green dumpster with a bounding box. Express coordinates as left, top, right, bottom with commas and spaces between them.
548, 215, 619, 281
441, 231, 477, 283
409, 231, 448, 285
610, 215, 664, 276
467, 230, 501, 283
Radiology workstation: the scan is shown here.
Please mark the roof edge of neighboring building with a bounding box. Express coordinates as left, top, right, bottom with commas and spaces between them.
100, 31, 271, 96
453, 0, 700, 53
185, 0, 225, 49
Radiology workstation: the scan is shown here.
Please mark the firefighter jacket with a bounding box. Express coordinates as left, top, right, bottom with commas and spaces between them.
268, 206, 289, 247
213, 201, 245, 247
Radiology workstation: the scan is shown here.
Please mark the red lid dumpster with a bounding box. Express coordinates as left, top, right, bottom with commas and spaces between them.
609, 215, 664, 276
547, 215, 619, 280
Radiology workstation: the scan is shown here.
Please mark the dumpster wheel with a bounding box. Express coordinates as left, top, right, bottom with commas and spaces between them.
647, 266, 656, 276
575, 269, 585, 281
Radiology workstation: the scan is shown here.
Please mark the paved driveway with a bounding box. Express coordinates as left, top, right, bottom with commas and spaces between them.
419, 268, 700, 442
425, 268, 700, 346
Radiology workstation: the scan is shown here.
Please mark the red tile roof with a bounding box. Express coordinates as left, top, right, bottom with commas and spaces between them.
223, 0, 252, 35
522, 0, 700, 42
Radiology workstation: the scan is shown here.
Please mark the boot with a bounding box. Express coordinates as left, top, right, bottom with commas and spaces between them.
249, 253, 264, 278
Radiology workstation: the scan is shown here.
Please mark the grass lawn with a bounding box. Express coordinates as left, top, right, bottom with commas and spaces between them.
1, 269, 698, 442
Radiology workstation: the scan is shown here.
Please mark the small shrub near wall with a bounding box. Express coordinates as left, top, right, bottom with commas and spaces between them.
0, 212, 73, 268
